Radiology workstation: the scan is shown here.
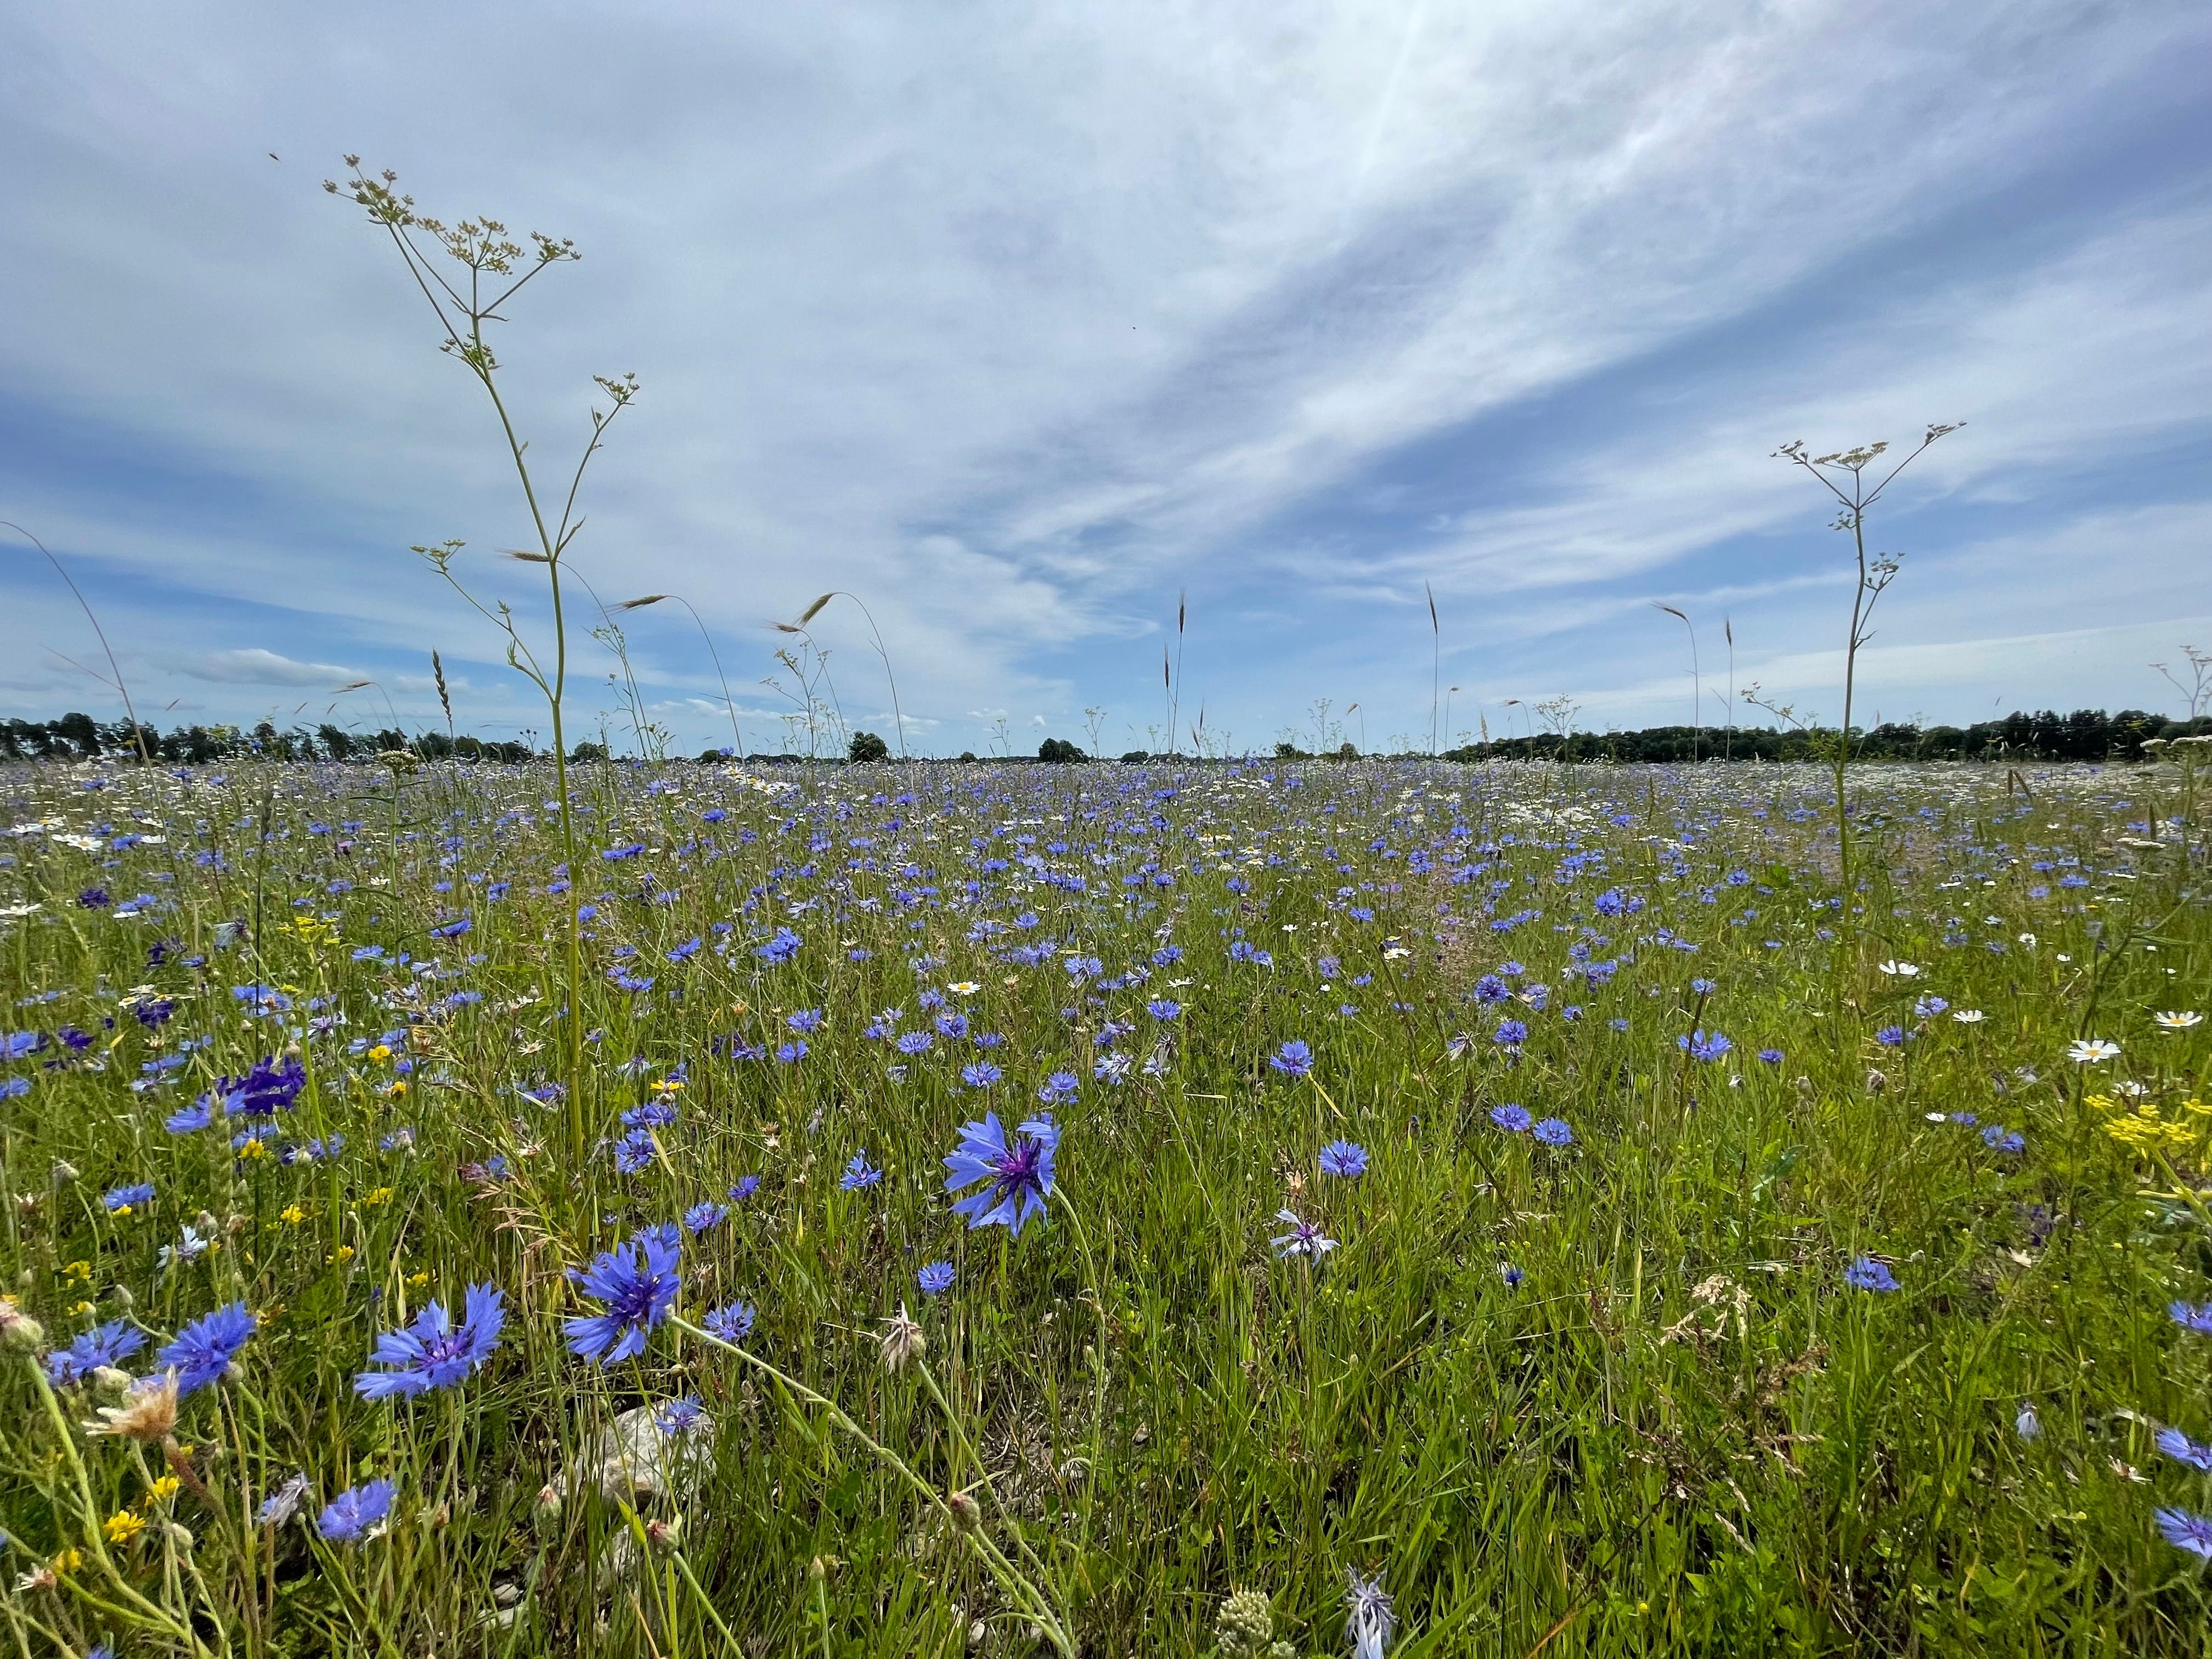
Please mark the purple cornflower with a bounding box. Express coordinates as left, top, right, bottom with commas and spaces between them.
43, 1321, 146, 1387
317, 1477, 397, 1543
841, 1151, 884, 1190
2171, 1301, 2212, 1335
1532, 1117, 1574, 1147
1489, 1104, 1532, 1133
2156, 1508, 2212, 1560
1319, 1139, 1368, 1179
1269, 1040, 1314, 1077
944, 1111, 1059, 1235
917, 1260, 956, 1295
1270, 1209, 1337, 1260
1677, 1030, 1732, 1062
564, 1226, 681, 1364
702, 1300, 755, 1344
682, 1201, 729, 1235
1843, 1256, 1900, 1293
354, 1284, 506, 1399
2157, 1428, 2212, 1472
158, 1301, 257, 1397
1345, 1569, 1396, 1659
217, 1056, 307, 1121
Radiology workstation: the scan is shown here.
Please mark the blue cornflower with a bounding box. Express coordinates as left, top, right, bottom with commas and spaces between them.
787, 1007, 825, 1034
1532, 1117, 1574, 1147
612, 1128, 659, 1174
960, 1061, 1003, 1089
1494, 1018, 1529, 1047
1490, 1103, 1532, 1133
683, 1201, 729, 1235
841, 1151, 885, 1190
1981, 1126, 2025, 1154
1269, 1040, 1314, 1077
1345, 1569, 1396, 1659
654, 1396, 707, 1436
1757, 1048, 1785, 1065
217, 1055, 307, 1121
317, 1477, 397, 1543
354, 1284, 505, 1399
944, 1111, 1058, 1235
703, 1300, 756, 1344
103, 1182, 155, 1213
1037, 1071, 1080, 1104
2156, 1508, 2212, 1560
729, 1175, 761, 1203
1874, 1025, 1908, 1047
2157, 1428, 2212, 1472
755, 926, 802, 963
159, 1301, 257, 1396
42, 1321, 147, 1387
1500, 1264, 1525, 1289
895, 1030, 934, 1056
2171, 1301, 2212, 1335
1146, 998, 1181, 1022
917, 1260, 956, 1295
666, 937, 701, 963
1319, 1139, 1368, 1179
1270, 1209, 1337, 1260
564, 1226, 681, 1365
1843, 1257, 1900, 1293
620, 1098, 679, 1130
1677, 1030, 1732, 1062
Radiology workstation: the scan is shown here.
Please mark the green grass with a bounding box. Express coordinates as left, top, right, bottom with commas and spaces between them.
1, 753, 2207, 1656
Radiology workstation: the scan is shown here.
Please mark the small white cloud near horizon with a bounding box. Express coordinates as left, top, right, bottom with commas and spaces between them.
179, 648, 362, 687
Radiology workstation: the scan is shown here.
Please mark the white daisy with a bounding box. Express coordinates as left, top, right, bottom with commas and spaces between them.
2067, 1038, 2121, 1064
1877, 960, 1921, 977
2154, 1011, 2204, 1031
1952, 1009, 1985, 1024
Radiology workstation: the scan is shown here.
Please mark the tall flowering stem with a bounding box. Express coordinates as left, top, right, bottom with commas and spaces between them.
327, 159, 640, 1166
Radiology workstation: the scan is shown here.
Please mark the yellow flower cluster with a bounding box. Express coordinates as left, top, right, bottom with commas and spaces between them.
2090, 1092, 2211, 1156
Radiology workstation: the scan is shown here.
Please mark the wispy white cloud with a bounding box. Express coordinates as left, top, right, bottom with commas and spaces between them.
177, 648, 361, 687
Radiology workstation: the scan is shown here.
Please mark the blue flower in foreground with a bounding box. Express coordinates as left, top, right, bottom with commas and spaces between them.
43, 1320, 146, 1387
1843, 1257, 1900, 1293
2157, 1428, 2212, 1472
565, 1226, 681, 1364
2155, 1507, 2212, 1560
103, 1182, 155, 1213
317, 1477, 397, 1543
1532, 1117, 1574, 1148
2171, 1301, 2212, 1335
1269, 1040, 1313, 1077
917, 1260, 956, 1295
841, 1152, 884, 1191
354, 1284, 506, 1400
159, 1301, 257, 1396
1345, 1568, 1396, 1659
702, 1300, 755, 1344
1489, 1104, 1532, 1133
683, 1201, 729, 1235
945, 1113, 1058, 1235
1319, 1139, 1368, 1179
1677, 1030, 1732, 1062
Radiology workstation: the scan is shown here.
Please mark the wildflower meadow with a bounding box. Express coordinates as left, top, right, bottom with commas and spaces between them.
2, 742, 2209, 1656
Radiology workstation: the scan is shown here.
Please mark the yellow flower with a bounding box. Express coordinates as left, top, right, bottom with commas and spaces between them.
64, 1260, 92, 1282
369, 1045, 392, 1063
52, 1548, 82, 1576
145, 1474, 180, 1503
387, 1081, 408, 1098
363, 1187, 394, 1207
328, 1245, 356, 1265
103, 1509, 147, 1544
651, 1077, 684, 1094
239, 1138, 271, 1162
407, 1271, 430, 1288
280, 1205, 306, 1226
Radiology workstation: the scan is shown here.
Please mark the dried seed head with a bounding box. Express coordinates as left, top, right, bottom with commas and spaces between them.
947, 1489, 982, 1532
0, 1298, 44, 1352
878, 1305, 926, 1374
85, 1370, 180, 1442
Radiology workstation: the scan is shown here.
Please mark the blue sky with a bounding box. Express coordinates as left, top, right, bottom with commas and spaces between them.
3, 1, 2208, 756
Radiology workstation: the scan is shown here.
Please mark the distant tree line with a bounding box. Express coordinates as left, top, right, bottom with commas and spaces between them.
8, 706, 2208, 767
1416, 708, 2212, 765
